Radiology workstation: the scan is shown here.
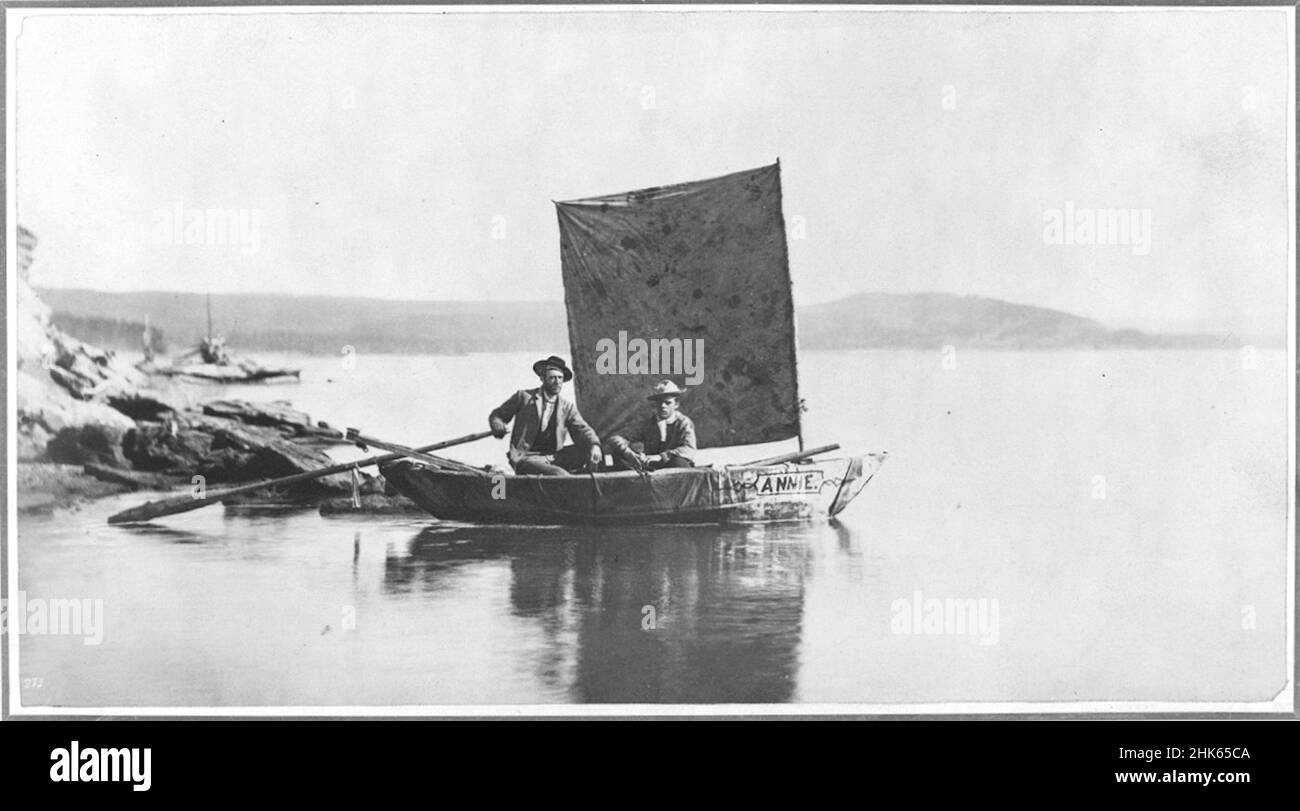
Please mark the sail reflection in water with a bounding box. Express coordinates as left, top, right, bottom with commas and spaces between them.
383, 523, 831, 703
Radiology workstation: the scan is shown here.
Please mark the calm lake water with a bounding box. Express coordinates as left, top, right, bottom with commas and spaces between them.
15, 349, 1290, 707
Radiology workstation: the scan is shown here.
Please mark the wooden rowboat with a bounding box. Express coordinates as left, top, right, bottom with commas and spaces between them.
381, 454, 886, 525
383, 162, 886, 526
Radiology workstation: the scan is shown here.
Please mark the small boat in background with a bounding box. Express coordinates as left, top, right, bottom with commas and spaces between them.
138, 337, 301, 383
135, 295, 301, 384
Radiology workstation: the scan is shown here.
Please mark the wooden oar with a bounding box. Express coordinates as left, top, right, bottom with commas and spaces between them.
342, 428, 488, 476
321, 425, 457, 467
107, 430, 492, 524
741, 443, 840, 467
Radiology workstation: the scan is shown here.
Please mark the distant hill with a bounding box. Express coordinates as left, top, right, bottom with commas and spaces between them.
34, 289, 569, 355
33, 288, 1259, 355
48, 313, 168, 354
796, 292, 1255, 350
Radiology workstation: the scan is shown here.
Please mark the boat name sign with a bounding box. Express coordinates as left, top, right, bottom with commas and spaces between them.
737, 469, 825, 496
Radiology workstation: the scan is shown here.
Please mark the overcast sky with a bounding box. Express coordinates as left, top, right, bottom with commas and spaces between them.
14, 8, 1292, 334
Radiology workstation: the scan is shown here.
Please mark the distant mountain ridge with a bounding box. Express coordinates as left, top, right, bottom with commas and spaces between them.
796, 293, 1258, 350
33, 288, 1261, 355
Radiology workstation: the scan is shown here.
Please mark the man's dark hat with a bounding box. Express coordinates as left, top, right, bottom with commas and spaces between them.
532, 355, 574, 382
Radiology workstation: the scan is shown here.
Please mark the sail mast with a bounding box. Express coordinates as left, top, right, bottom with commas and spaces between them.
771, 157, 805, 455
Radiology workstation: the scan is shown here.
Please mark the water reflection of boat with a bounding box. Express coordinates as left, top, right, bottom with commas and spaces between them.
381, 522, 820, 702
383, 163, 886, 525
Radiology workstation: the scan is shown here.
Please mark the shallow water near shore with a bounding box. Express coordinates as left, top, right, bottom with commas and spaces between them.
15, 349, 1290, 707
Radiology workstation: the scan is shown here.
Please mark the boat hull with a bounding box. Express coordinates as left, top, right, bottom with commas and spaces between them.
380, 454, 886, 525
136, 359, 301, 383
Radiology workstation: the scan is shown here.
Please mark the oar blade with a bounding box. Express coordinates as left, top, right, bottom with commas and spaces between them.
108, 493, 220, 524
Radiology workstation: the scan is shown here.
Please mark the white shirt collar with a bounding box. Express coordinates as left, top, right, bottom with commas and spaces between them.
535, 391, 557, 420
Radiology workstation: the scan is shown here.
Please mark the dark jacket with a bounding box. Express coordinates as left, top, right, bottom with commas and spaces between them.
489, 388, 602, 467
607, 413, 697, 463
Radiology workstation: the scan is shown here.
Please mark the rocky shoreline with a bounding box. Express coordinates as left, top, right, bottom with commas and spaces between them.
16, 237, 420, 518
17, 374, 424, 517
17, 385, 423, 516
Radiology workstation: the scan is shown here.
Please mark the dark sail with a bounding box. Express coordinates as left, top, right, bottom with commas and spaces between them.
555, 162, 801, 449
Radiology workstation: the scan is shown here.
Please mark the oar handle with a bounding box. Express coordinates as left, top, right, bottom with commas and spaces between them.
740, 443, 840, 467
342, 427, 487, 475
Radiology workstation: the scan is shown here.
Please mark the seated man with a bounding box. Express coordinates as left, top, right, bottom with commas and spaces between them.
606, 381, 697, 472
489, 355, 602, 475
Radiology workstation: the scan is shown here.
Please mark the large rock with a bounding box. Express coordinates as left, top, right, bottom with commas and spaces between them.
106, 391, 181, 421
122, 423, 215, 473
201, 399, 339, 440
120, 410, 290, 475
17, 373, 138, 434
198, 449, 260, 482
14, 265, 150, 459
207, 423, 282, 452
45, 423, 132, 468
18, 369, 138, 463
47, 331, 147, 399
212, 440, 380, 501
242, 441, 353, 492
